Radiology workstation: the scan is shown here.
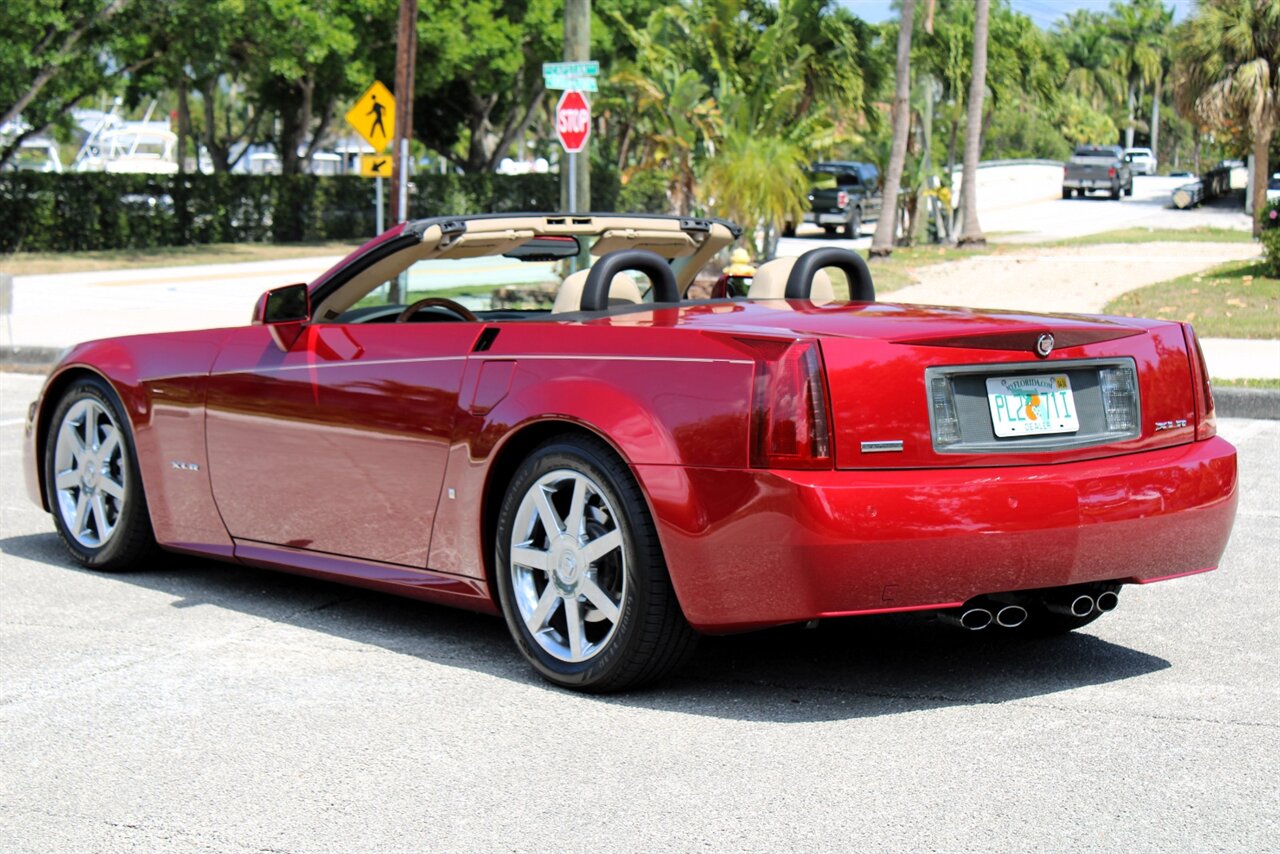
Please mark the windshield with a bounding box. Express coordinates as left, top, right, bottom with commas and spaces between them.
810, 170, 860, 189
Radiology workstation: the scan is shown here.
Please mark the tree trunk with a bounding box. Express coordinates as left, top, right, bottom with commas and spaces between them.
870, 0, 916, 259
957, 0, 989, 247
176, 80, 191, 175
201, 81, 231, 173
1251, 120, 1273, 239
1125, 82, 1136, 149
1150, 74, 1161, 168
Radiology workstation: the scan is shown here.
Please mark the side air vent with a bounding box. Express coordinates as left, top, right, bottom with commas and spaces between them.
472, 327, 500, 352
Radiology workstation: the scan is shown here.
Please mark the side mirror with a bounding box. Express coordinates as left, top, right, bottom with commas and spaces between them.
253, 283, 310, 351
253, 283, 310, 325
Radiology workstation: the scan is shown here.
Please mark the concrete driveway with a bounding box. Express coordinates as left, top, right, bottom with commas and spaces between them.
2, 370, 1277, 851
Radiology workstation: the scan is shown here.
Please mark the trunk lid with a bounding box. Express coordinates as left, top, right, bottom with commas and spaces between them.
658, 301, 1197, 469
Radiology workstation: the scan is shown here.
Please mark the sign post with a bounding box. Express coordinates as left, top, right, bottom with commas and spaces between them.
544, 59, 598, 215
345, 81, 397, 233
555, 90, 591, 214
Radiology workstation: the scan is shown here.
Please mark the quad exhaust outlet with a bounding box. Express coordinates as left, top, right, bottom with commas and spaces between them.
941, 587, 1120, 630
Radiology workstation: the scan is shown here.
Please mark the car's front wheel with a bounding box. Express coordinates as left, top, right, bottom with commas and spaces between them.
494, 435, 697, 692
44, 376, 157, 571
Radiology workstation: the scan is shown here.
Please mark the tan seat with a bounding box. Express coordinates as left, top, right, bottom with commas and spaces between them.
551, 269, 643, 314
747, 256, 834, 302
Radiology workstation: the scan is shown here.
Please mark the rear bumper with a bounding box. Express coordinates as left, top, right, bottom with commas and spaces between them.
1063, 179, 1118, 190
637, 437, 1237, 632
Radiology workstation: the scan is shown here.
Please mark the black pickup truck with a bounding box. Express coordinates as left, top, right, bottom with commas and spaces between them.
785, 161, 882, 238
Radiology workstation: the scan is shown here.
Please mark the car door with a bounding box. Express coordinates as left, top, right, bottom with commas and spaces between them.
204, 318, 474, 568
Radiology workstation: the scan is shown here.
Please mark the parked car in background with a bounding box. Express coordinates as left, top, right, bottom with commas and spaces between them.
786, 161, 882, 238
1266, 173, 1280, 204
1124, 147, 1157, 175
1063, 145, 1133, 200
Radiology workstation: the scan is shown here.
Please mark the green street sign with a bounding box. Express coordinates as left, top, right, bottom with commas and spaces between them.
542, 61, 599, 78
544, 75, 598, 92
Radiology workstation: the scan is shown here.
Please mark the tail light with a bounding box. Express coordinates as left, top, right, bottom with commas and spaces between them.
1098, 365, 1139, 433
1108, 167, 1117, 179
738, 338, 832, 469
929, 376, 962, 447
837, 190, 849, 209
1182, 324, 1217, 440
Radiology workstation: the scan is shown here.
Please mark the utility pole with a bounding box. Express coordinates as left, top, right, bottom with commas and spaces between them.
389, 0, 417, 304
562, 0, 590, 214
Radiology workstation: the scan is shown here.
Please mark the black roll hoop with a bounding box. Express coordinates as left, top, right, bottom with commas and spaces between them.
784, 247, 876, 302
581, 249, 681, 312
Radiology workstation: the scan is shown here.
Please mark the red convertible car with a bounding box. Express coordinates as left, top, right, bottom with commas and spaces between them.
23, 213, 1238, 691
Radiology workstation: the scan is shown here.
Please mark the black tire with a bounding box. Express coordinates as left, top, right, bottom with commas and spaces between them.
842, 208, 862, 239
1110, 184, 1122, 200
493, 434, 698, 692
43, 376, 158, 571
823, 225, 838, 237
1077, 188, 1087, 197
1124, 181, 1134, 197
782, 222, 796, 238
1062, 188, 1072, 199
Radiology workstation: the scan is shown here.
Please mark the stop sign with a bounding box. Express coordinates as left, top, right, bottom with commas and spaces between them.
555, 90, 591, 153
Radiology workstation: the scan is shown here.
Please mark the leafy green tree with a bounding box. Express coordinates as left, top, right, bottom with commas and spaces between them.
1055, 10, 1126, 115
1175, 0, 1280, 237
0, 0, 148, 167
413, 0, 559, 172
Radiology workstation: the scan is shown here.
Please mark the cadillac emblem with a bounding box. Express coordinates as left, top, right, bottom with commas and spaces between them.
1035, 333, 1055, 358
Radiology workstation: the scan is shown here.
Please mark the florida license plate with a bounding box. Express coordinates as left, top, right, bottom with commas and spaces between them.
986, 374, 1079, 437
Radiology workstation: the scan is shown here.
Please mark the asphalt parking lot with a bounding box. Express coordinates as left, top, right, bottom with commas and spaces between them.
2, 369, 1277, 852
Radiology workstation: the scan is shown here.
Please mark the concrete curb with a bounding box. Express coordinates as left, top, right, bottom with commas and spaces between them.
1214, 387, 1280, 420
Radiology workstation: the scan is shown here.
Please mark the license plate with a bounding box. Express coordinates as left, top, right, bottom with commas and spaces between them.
986, 374, 1079, 437
818, 213, 846, 224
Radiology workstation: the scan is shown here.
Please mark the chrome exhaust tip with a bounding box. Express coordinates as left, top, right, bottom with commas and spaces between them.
1095, 590, 1120, 613
994, 604, 1028, 628
940, 607, 994, 631
1046, 594, 1095, 618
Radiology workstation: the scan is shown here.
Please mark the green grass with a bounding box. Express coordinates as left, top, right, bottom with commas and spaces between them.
1211, 377, 1280, 389
1038, 226, 1256, 247
1104, 259, 1279, 339
0, 241, 364, 276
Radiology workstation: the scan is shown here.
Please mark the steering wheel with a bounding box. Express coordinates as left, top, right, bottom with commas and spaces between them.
395, 296, 479, 323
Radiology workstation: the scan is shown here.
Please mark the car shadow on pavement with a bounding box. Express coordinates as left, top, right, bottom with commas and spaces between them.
3, 532, 1170, 723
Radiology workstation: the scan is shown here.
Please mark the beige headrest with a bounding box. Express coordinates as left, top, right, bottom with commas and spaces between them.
747, 256, 834, 302
552, 269, 643, 314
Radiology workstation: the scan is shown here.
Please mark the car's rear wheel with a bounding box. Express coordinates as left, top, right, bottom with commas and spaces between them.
44, 376, 157, 571
1062, 188, 1071, 199
494, 435, 697, 692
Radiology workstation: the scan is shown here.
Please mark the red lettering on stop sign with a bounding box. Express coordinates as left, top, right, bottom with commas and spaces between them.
556, 90, 591, 153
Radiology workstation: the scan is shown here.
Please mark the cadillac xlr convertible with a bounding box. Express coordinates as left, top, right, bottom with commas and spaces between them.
23, 213, 1238, 691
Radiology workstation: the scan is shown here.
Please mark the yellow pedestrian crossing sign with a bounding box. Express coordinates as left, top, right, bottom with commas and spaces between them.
358, 153, 395, 178
346, 81, 396, 152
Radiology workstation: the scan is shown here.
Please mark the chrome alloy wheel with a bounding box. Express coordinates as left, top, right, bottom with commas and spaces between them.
509, 469, 627, 664
52, 398, 127, 549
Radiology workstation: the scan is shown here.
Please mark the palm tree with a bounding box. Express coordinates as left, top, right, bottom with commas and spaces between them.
957, 0, 990, 247
701, 130, 810, 259
1111, 0, 1167, 150
870, 0, 916, 259
1175, 0, 1280, 237
1056, 11, 1126, 113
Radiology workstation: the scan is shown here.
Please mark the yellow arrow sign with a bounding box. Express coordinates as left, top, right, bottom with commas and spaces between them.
358, 153, 395, 178
345, 81, 396, 152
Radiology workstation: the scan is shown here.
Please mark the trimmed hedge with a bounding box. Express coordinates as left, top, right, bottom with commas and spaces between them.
0, 171, 635, 253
